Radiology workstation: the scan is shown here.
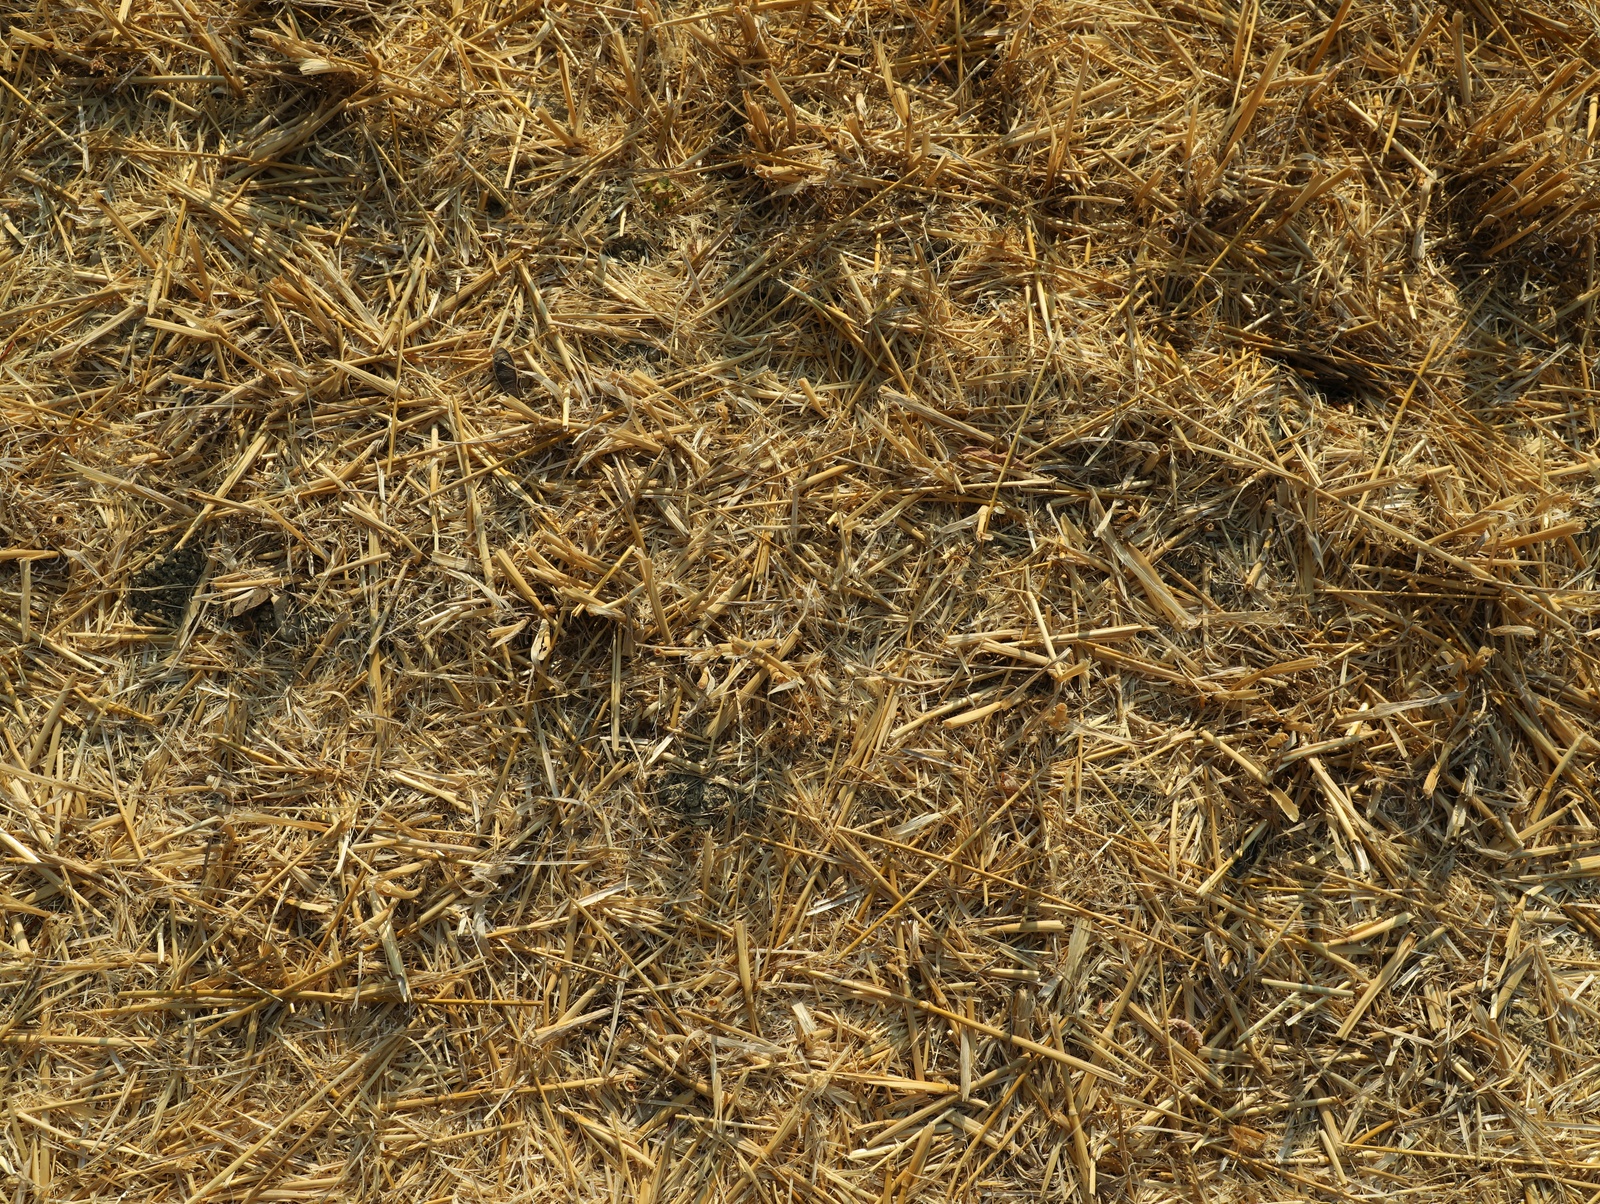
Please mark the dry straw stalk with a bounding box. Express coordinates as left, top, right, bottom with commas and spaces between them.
2, 0, 1600, 1200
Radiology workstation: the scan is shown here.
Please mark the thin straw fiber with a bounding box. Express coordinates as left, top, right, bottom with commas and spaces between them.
2, 0, 1600, 1200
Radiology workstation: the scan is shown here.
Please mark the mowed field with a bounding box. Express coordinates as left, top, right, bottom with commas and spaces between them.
2, 0, 1600, 1200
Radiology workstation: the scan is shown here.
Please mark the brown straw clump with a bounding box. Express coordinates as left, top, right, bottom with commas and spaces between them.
3, 0, 1600, 1199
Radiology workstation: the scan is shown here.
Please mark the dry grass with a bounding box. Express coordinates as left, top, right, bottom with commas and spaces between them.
2, 0, 1600, 1199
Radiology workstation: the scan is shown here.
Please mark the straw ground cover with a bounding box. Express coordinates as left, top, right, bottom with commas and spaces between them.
2, 0, 1600, 1198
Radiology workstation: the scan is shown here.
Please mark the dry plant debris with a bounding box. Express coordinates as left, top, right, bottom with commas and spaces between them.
2, 0, 1600, 1199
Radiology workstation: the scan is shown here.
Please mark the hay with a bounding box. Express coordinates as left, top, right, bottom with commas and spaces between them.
2, 0, 1599, 1198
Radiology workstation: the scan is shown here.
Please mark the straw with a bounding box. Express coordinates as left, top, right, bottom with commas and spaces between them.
2, 0, 1600, 1200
